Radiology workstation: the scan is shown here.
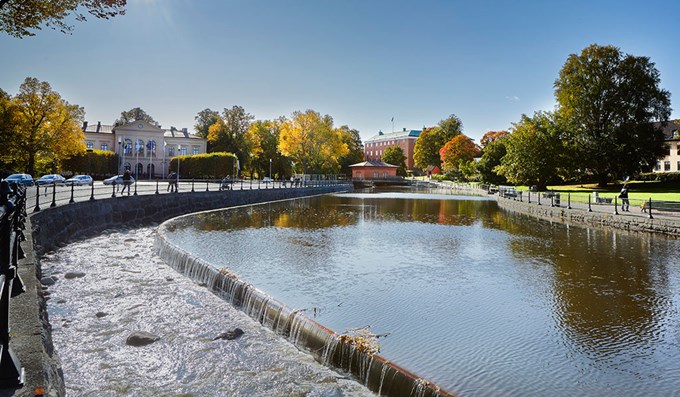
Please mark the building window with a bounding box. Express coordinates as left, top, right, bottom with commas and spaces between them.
123, 139, 133, 155
168, 147, 175, 157
655, 161, 661, 171
147, 140, 157, 156
136, 139, 145, 156
383, 172, 388, 178
180, 147, 187, 156
373, 171, 378, 177
665, 161, 671, 171
86, 141, 94, 149
101, 143, 108, 151
677, 161, 680, 171
193, 147, 199, 155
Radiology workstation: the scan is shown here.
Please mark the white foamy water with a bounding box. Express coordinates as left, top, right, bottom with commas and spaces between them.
41, 227, 374, 397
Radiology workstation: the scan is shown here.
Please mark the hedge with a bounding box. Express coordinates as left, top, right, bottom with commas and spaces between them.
168, 152, 236, 179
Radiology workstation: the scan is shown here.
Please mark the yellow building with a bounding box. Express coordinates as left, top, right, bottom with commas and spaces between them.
654, 121, 680, 173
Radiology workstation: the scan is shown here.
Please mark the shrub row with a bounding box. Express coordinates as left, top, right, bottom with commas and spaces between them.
637, 172, 680, 182
169, 152, 236, 179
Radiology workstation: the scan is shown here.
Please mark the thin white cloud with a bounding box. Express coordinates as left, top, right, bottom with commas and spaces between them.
505, 96, 520, 102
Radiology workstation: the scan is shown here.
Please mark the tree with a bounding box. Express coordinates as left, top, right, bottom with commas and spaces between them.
278, 110, 348, 174
245, 119, 285, 178
193, 108, 219, 139
438, 114, 464, 141
337, 125, 364, 176
1, 77, 85, 175
0, 0, 126, 38
114, 107, 157, 127
207, 105, 254, 163
477, 139, 508, 185
413, 127, 442, 170
495, 112, 565, 190
555, 44, 671, 186
480, 130, 509, 148
382, 146, 407, 176
439, 134, 480, 175
413, 115, 464, 170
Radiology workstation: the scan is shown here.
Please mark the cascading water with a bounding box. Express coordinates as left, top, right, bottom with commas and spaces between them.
156, 214, 455, 397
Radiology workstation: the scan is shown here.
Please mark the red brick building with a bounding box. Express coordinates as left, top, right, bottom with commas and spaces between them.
350, 160, 399, 179
363, 128, 421, 170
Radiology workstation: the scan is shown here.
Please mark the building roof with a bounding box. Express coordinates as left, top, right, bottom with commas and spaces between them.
83, 122, 114, 134
364, 129, 421, 143
656, 121, 680, 140
163, 127, 203, 140
349, 160, 399, 168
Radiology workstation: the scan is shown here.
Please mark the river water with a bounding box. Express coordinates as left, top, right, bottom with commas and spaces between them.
161, 190, 680, 397
42, 227, 375, 396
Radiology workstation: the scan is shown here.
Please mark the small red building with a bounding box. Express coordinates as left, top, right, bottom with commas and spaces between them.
350, 160, 399, 179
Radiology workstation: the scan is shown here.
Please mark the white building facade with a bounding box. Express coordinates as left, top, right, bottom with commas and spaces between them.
654, 121, 680, 173
82, 120, 207, 178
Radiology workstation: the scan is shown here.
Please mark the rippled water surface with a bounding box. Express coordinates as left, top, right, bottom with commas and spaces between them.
43, 228, 374, 396
164, 189, 680, 396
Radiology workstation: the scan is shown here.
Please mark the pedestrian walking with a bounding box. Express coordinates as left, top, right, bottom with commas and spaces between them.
619, 184, 630, 211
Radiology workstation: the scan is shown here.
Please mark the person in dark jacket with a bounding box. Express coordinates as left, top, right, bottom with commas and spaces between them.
121, 169, 132, 195
619, 185, 630, 211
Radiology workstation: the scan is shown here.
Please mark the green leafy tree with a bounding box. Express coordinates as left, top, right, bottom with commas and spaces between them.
381, 146, 407, 176
555, 44, 671, 186
193, 108, 219, 139
496, 112, 565, 190
0, 0, 126, 38
337, 125, 364, 176
477, 139, 508, 185
114, 107, 157, 127
1, 77, 85, 175
438, 114, 464, 141
207, 105, 254, 164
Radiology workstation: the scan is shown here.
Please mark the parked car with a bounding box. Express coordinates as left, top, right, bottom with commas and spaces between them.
36, 174, 66, 186
103, 175, 135, 185
263, 177, 271, 183
4, 173, 34, 187
65, 175, 93, 186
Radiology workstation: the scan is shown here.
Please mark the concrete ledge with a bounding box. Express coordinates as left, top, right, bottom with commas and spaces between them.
4, 185, 350, 397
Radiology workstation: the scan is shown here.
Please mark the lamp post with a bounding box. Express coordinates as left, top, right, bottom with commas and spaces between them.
269, 158, 272, 181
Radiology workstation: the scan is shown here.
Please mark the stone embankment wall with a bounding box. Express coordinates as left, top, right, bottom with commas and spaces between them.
11, 186, 348, 397
495, 196, 680, 237
30, 186, 349, 257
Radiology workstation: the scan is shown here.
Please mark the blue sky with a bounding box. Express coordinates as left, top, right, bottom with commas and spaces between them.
2, 0, 679, 142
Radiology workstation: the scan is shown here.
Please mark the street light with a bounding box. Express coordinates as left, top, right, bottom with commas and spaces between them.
269, 158, 272, 181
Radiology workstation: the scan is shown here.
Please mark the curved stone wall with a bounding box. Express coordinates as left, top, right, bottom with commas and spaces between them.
30, 186, 350, 257
156, 210, 454, 397
495, 196, 680, 237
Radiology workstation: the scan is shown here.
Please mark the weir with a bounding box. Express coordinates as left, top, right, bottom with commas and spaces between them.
156, 209, 455, 397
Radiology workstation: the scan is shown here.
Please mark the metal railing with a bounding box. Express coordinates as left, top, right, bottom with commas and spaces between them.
498, 189, 680, 220
0, 185, 26, 388
29, 177, 348, 212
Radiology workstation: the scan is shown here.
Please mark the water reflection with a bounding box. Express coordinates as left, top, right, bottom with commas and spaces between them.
164, 190, 680, 396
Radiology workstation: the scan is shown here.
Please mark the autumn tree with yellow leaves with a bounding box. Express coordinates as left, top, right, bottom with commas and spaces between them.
0, 77, 85, 175
278, 110, 349, 175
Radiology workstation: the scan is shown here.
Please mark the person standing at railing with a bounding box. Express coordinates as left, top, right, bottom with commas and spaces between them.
121, 169, 132, 195
619, 184, 630, 212
167, 171, 178, 192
